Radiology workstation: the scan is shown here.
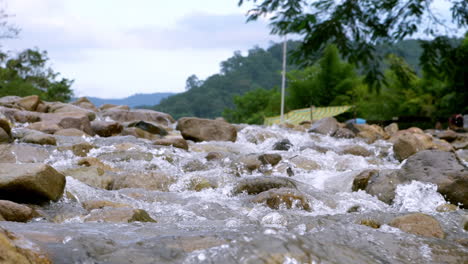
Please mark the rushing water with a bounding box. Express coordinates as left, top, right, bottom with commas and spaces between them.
2, 124, 467, 263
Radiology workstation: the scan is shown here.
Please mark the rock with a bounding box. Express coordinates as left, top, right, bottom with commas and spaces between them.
464, 215, 468, 231
128, 120, 168, 136
233, 176, 297, 195
244, 129, 281, 144
182, 159, 208, 172
258, 154, 282, 166
77, 157, 117, 171
91, 120, 123, 137
399, 150, 468, 208
359, 219, 381, 229
154, 137, 188, 150
71, 97, 98, 112
17, 95, 41, 111
352, 170, 378, 191
0, 112, 12, 138
205, 152, 225, 161
0, 127, 11, 143
0, 200, 36, 222
177, 117, 237, 142
0, 227, 53, 264
99, 104, 130, 111
26, 121, 61, 134
84, 208, 156, 223
188, 177, 216, 191
82, 200, 130, 211
29, 112, 94, 135
22, 131, 56, 145
384, 123, 399, 136
112, 171, 175, 191
392, 132, 425, 161
0, 144, 49, 163
98, 150, 154, 162
435, 203, 458, 212
47, 102, 96, 121
0, 163, 66, 204
290, 156, 321, 171
121, 127, 157, 140
238, 154, 262, 171
61, 166, 114, 190
332, 127, 355, 139
436, 130, 458, 142
0, 106, 41, 123
273, 139, 293, 151
451, 134, 468, 150
364, 169, 402, 204
388, 213, 445, 238
101, 108, 174, 126
54, 128, 89, 137
432, 138, 454, 152
341, 145, 372, 157
356, 124, 388, 143
251, 188, 311, 211
308, 117, 339, 135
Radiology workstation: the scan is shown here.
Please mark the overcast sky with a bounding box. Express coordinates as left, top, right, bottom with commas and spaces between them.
1, 0, 458, 99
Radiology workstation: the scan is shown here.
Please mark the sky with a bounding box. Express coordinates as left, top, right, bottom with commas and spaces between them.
2, 0, 278, 98
1, 0, 458, 99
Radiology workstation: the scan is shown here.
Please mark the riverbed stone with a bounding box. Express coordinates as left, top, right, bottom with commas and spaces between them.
177, 117, 237, 142
333, 127, 355, 139
0, 163, 66, 204
273, 139, 293, 151
0, 200, 35, 222
341, 145, 372, 157
99, 104, 129, 111
0, 227, 53, 264
0, 144, 49, 163
384, 123, 399, 136
252, 188, 311, 211
121, 127, 157, 140
364, 169, 402, 204
17, 95, 41, 111
290, 156, 321, 171
154, 137, 188, 150
0, 127, 11, 143
91, 120, 123, 137
54, 128, 89, 137
112, 171, 175, 191
128, 120, 168, 136
84, 207, 156, 223
233, 176, 297, 195
435, 203, 458, 212
71, 97, 98, 112
47, 102, 96, 121
352, 169, 378, 192
258, 153, 282, 166
61, 166, 115, 190
22, 131, 56, 146
82, 200, 130, 211
436, 130, 458, 142
388, 213, 445, 238
238, 154, 262, 171
101, 108, 174, 126
0, 112, 12, 137
392, 132, 425, 161
77, 157, 117, 171
308, 117, 339, 135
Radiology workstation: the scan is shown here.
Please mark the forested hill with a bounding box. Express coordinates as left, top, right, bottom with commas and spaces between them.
150, 39, 428, 119
83, 93, 175, 108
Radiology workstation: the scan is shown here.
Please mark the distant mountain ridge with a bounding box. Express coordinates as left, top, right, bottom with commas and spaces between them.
80, 92, 176, 108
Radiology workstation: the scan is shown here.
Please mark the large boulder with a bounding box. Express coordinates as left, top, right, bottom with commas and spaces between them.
391, 132, 426, 161
101, 108, 174, 126
17, 95, 41, 111
384, 123, 399, 137
47, 102, 96, 121
0, 163, 66, 204
232, 177, 297, 195
0, 227, 53, 264
0, 113, 12, 138
177, 117, 237, 142
308, 117, 339, 135
363, 169, 402, 204
0, 200, 36, 222
91, 120, 123, 137
388, 213, 445, 238
29, 112, 94, 135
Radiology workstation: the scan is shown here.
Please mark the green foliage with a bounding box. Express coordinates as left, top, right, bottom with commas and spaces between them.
223, 88, 281, 124
0, 48, 73, 102
239, 0, 468, 91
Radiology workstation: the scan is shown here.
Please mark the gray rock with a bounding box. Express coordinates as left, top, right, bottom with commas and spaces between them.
273, 139, 293, 151
308, 117, 339, 135
128, 120, 168, 136
333, 127, 355, 138
177, 117, 237, 142
0, 163, 66, 204
91, 120, 123, 137
233, 176, 297, 195
0, 200, 36, 222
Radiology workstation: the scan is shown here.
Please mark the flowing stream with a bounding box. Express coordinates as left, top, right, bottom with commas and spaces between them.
1, 124, 467, 263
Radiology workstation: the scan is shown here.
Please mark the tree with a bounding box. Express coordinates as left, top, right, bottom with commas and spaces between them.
238, 0, 468, 91
185, 74, 203, 90
0, 3, 19, 41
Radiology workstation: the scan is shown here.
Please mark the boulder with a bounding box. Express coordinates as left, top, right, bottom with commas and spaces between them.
333, 127, 355, 139
71, 97, 98, 112
233, 176, 297, 195
205, 152, 225, 161
47, 102, 96, 121
258, 154, 282, 166
0, 200, 35, 222
289, 156, 321, 171
54, 128, 89, 137
0, 127, 11, 144
308, 117, 339, 135
364, 169, 402, 204
112, 171, 175, 191
99, 104, 129, 111
84, 208, 156, 223
392, 132, 425, 161
0, 112, 12, 138
0, 106, 41, 123
384, 123, 399, 136
91, 120, 123, 137
154, 137, 189, 150
61, 166, 114, 190
101, 108, 174, 126
388, 213, 445, 238
188, 177, 217, 191
127, 120, 168, 136
177, 117, 237, 142
0, 163, 66, 204
273, 139, 293, 151
356, 124, 388, 143
351, 169, 378, 192
0, 144, 49, 163
251, 188, 311, 211
22, 131, 56, 146
29, 112, 94, 135
77, 157, 117, 172
120, 127, 157, 140
0, 227, 53, 264
17, 95, 41, 111
82, 200, 130, 211
341, 145, 372, 157
238, 154, 262, 171
98, 150, 154, 162
436, 130, 458, 142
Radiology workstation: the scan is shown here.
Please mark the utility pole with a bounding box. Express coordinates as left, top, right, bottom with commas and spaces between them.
280, 36, 287, 124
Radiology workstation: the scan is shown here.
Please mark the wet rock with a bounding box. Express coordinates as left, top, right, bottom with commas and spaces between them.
182, 159, 208, 172
26, 121, 61, 134
258, 153, 282, 166
456, 149, 468, 163
392, 132, 425, 161
332, 127, 355, 139
98, 150, 154, 162
436, 130, 458, 142
177, 117, 237, 142
0, 112, 12, 137
0, 127, 11, 143
82, 200, 130, 211
47, 102, 96, 121
0, 227, 53, 264
388, 213, 445, 238
77, 157, 117, 171
251, 188, 311, 211
356, 124, 388, 143
384, 123, 399, 136
290, 156, 321, 171
0, 200, 36, 222
341, 145, 372, 157
205, 151, 224, 161
84, 208, 156, 223
399, 150, 468, 208
121, 127, 157, 140
17, 95, 41, 111
61, 166, 114, 190
112, 171, 175, 191
364, 169, 402, 204
273, 139, 293, 151
29, 112, 94, 135
54, 128, 89, 137
0, 144, 49, 163
91, 120, 123, 137
435, 203, 458, 212
463, 215, 468, 231
59, 142, 94, 157
71, 97, 98, 112
22, 130, 56, 145
101, 108, 174, 126
188, 177, 217, 191
233, 176, 297, 195
0, 163, 66, 204
432, 138, 454, 152
0, 106, 41, 123
154, 137, 188, 150
451, 134, 468, 150
244, 129, 281, 144
128, 120, 168, 136
237, 154, 262, 171
351, 169, 378, 191
359, 219, 381, 229
308, 117, 339, 135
